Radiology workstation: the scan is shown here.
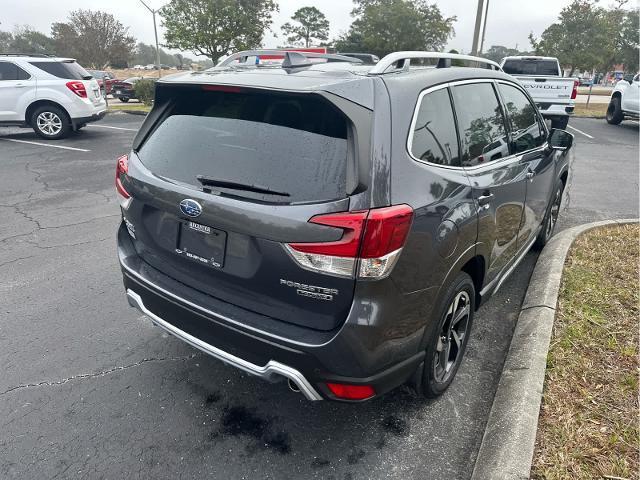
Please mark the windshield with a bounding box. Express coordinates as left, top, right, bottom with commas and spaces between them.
137, 88, 350, 203
502, 59, 560, 76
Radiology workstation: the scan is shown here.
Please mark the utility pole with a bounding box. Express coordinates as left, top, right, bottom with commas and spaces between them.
139, 0, 162, 78
479, 0, 490, 54
471, 0, 485, 56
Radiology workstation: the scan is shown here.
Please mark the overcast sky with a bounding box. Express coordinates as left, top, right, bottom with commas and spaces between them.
1, 0, 574, 56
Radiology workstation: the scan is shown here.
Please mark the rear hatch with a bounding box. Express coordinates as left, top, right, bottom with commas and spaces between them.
122, 83, 371, 331
29, 59, 102, 104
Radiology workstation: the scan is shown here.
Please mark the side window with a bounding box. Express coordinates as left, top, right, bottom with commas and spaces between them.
410, 88, 460, 166
0, 62, 30, 81
498, 83, 545, 154
451, 83, 509, 167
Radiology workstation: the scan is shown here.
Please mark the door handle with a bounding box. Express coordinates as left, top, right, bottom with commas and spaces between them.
14, 83, 26, 88
526, 170, 535, 181
477, 192, 494, 210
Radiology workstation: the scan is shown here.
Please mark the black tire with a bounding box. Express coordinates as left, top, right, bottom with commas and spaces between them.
119, 97, 130, 103
421, 272, 475, 398
31, 105, 71, 140
534, 179, 564, 250
606, 96, 623, 125
551, 116, 569, 130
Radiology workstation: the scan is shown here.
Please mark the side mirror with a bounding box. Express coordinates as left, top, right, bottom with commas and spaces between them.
548, 128, 574, 151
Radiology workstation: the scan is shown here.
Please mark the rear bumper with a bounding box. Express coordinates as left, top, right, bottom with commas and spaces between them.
71, 109, 106, 128
126, 289, 324, 400
117, 222, 426, 401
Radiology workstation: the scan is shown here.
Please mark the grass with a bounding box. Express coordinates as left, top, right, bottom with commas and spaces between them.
107, 102, 151, 113
531, 224, 640, 480
573, 103, 608, 118
577, 86, 613, 96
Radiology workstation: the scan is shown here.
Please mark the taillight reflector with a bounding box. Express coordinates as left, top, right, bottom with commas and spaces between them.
286, 205, 414, 279
326, 383, 375, 400
66, 81, 87, 98
571, 80, 578, 100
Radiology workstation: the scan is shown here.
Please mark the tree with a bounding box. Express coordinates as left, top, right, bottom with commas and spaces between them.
0, 30, 12, 52
334, 0, 455, 58
160, 0, 278, 63
482, 45, 530, 64
0, 27, 55, 55
529, 0, 639, 75
281, 7, 329, 47
51, 10, 135, 68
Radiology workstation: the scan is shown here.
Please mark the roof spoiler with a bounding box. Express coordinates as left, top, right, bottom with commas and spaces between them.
217, 50, 363, 69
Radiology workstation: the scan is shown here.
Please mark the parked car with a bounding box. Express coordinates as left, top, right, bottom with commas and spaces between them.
116, 50, 573, 402
501, 56, 578, 130
606, 73, 640, 124
86, 69, 116, 95
0, 54, 106, 139
111, 77, 144, 102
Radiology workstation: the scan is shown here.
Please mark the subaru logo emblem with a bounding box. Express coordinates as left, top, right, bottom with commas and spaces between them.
179, 199, 202, 218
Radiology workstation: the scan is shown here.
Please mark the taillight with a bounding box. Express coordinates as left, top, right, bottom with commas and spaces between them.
326, 383, 375, 400
285, 205, 414, 279
571, 80, 578, 100
66, 81, 87, 98
115, 154, 131, 207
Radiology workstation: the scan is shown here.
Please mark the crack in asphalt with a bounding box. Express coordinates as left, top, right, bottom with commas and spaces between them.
0, 354, 201, 396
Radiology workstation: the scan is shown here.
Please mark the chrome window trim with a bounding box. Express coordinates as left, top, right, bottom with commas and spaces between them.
407, 78, 549, 173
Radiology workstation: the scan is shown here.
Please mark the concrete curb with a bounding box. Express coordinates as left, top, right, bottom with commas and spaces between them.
471, 218, 639, 480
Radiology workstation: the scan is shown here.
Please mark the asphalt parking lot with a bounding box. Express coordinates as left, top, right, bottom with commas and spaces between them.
1, 115, 637, 479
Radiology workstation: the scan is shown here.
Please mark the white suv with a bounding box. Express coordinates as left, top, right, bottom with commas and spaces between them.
0, 54, 106, 139
606, 73, 640, 125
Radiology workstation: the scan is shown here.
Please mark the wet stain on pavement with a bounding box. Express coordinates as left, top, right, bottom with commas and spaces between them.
311, 457, 331, 468
217, 405, 291, 455
382, 415, 409, 437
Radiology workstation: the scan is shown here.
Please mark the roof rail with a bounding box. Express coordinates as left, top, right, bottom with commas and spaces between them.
217, 50, 362, 68
0, 52, 55, 58
368, 51, 502, 75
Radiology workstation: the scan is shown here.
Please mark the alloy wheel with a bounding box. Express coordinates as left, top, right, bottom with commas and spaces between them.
36, 112, 63, 136
433, 290, 471, 383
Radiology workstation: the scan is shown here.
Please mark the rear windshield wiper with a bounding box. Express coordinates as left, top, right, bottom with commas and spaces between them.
196, 175, 290, 197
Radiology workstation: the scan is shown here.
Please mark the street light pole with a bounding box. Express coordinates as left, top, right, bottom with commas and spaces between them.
471, 0, 485, 55
139, 0, 162, 78
479, 0, 490, 54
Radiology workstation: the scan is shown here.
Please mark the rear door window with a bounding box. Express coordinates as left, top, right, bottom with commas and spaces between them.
137, 88, 350, 203
0, 61, 30, 80
451, 82, 510, 167
410, 88, 460, 166
502, 59, 559, 76
498, 83, 545, 154
29, 61, 92, 80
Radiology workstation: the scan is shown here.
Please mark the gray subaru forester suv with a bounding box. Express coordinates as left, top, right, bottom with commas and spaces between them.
116, 50, 573, 402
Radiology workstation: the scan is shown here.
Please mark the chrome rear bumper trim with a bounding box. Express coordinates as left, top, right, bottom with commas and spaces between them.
126, 289, 323, 401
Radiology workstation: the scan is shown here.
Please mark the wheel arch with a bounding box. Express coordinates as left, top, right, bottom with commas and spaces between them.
25, 100, 71, 126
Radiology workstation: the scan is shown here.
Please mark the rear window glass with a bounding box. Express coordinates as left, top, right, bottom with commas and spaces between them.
502, 59, 559, 76
137, 89, 350, 203
29, 61, 91, 80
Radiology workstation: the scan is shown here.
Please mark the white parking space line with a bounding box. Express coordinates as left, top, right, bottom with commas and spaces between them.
0, 138, 90, 152
86, 124, 138, 132
567, 125, 594, 139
